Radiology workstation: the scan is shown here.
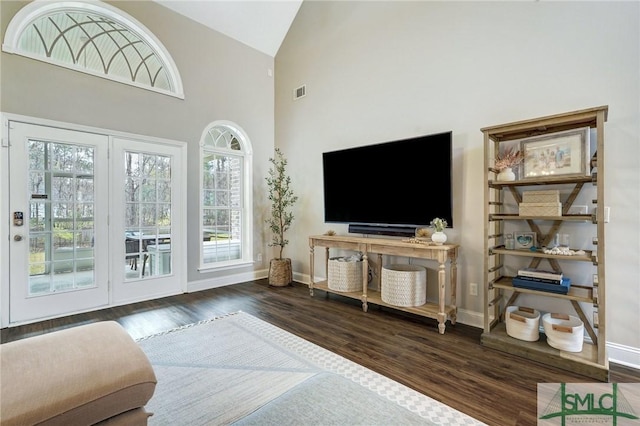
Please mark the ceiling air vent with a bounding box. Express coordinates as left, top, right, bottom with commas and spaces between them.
293, 84, 306, 100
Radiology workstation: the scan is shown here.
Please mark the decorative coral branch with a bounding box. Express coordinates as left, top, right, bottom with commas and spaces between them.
495, 147, 524, 171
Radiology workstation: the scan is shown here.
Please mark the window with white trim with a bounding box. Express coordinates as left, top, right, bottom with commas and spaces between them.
2, 1, 184, 98
200, 122, 253, 268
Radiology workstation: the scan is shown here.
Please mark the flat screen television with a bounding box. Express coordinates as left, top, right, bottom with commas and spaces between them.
322, 131, 453, 236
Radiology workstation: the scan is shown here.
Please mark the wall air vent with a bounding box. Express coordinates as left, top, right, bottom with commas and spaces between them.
293, 84, 307, 100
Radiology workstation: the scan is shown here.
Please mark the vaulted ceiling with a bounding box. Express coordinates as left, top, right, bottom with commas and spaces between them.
153, 1, 303, 57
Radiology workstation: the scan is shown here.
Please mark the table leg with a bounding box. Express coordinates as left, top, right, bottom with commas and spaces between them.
362, 253, 369, 312
450, 253, 458, 325
437, 261, 446, 334
309, 244, 315, 296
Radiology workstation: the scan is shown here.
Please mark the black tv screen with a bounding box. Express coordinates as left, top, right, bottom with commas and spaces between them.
322, 131, 453, 233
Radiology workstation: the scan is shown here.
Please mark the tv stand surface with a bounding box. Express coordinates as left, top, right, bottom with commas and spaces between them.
308, 235, 459, 334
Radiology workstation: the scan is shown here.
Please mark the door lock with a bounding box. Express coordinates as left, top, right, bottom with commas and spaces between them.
14, 235, 23, 241
13, 212, 24, 226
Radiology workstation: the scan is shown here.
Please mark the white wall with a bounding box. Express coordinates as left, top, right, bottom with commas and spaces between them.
275, 1, 639, 367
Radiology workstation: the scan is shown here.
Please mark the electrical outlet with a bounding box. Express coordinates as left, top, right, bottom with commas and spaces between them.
469, 282, 478, 296
257, 253, 262, 262
594, 206, 611, 223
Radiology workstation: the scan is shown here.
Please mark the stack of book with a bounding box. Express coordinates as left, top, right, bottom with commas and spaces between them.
512, 268, 571, 294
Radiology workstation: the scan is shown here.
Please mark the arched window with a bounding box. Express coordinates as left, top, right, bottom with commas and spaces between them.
200, 121, 253, 268
2, 0, 184, 98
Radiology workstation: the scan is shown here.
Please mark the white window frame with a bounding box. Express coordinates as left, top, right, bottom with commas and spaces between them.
199, 121, 253, 271
2, 0, 184, 99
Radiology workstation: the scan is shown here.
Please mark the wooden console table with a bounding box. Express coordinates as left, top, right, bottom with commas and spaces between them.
308, 235, 459, 334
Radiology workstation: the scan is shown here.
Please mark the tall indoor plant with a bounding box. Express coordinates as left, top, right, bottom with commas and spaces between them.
266, 148, 298, 286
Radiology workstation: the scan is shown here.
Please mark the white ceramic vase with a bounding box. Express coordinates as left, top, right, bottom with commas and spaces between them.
497, 167, 516, 182
431, 231, 447, 245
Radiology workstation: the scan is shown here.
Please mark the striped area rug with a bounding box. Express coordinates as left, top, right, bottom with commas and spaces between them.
137, 311, 484, 425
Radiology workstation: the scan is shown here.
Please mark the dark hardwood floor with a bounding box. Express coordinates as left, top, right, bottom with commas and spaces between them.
2, 279, 639, 425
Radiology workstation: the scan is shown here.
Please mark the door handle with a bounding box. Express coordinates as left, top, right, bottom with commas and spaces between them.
13, 235, 23, 241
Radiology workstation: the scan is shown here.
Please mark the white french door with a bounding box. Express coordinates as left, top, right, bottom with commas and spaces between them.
110, 137, 184, 304
4, 117, 186, 325
8, 122, 109, 323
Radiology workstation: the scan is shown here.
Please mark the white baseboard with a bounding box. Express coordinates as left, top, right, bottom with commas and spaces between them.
607, 341, 640, 370
454, 308, 484, 329
188, 268, 268, 292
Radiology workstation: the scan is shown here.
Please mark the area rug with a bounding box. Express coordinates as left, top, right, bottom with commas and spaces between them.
137, 311, 484, 425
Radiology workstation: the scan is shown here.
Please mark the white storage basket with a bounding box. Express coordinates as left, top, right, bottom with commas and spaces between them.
505, 306, 540, 342
381, 264, 426, 307
328, 257, 363, 292
542, 313, 584, 352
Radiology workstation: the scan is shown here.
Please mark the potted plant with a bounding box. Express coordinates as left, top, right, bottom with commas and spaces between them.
495, 147, 524, 181
266, 148, 298, 286
430, 217, 448, 245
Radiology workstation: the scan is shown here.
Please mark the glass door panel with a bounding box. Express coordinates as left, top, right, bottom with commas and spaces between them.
9, 122, 108, 324
124, 151, 172, 279
112, 137, 184, 305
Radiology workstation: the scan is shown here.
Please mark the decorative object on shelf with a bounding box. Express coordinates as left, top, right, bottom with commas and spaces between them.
505, 306, 540, 342
505, 233, 515, 250
266, 148, 298, 286
402, 237, 432, 245
431, 232, 447, 245
497, 167, 516, 182
414, 227, 432, 241
554, 233, 570, 248
519, 189, 562, 216
513, 231, 536, 250
542, 247, 586, 256
495, 147, 523, 181
512, 275, 571, 295
328, 255, 363, 292
520, 127, 590, 180
381, 264, 427, 307
324, 230, 336, 236
430, 218, 447, 245
542, 313, 585, 352
522, 190, 560, 203
518, 202, 562, 216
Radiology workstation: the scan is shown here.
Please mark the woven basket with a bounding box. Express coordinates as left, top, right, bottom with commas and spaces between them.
519, 202, 562, 216
381, 264, 426, 307
522, 190, 560, 203
269, 258, 292, 287
505, 306, 540, 342
328, 257, 363, 292
542, 313, 584, 352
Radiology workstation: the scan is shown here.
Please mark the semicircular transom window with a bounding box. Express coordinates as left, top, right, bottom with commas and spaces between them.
3, 1, 184, 98
203, 127, 243, 151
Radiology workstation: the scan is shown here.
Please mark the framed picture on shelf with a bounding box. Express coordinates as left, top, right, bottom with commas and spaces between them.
514, 232, 537, 250
519, 127, 590, 180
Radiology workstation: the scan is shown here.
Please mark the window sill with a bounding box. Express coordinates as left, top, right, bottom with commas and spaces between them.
198, 260, 255, 273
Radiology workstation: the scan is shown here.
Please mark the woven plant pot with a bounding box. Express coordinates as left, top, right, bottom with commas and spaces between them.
269, 258, 292, 287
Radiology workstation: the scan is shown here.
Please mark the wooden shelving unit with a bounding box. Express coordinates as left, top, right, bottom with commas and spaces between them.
308, 235, 459, 334
481, 106, 609, 381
